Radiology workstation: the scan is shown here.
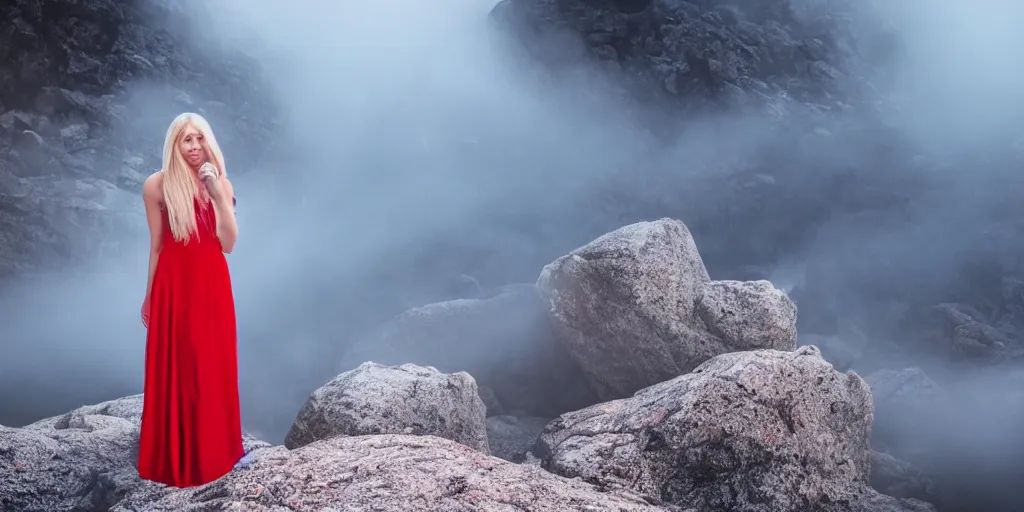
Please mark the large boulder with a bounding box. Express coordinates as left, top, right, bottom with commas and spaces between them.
339, 283, 598, 417
533, 346, 933, 512
537, 218, 796, 399
112, 434, 669, 512
284, 362, 490, 454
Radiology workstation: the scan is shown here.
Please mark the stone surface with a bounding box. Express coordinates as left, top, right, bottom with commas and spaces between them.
284, 362, 490, 454
112, 434, 669, 512
0, 399, 141, 512
489, 0, 888, 117
537, 218, 796, 400
535, 346, 928, 511
0, 394, 270, 512
697, 279, 798, 350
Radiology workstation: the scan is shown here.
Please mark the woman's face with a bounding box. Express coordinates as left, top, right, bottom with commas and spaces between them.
177, 123, 208, 170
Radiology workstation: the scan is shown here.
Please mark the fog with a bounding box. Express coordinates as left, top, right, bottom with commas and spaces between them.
2, 0, 1024, 509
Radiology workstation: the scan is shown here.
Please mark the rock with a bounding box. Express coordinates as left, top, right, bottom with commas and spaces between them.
696, 279, 798, 350
913, 303, 1018, 361
869, 450, 937, 504
113, 434, 667, 511
0, 396, 143, 512
284, 362, 490, 454
490, 0, 884, 116
0, 111, 35, 133
0, 394, 271, 512
58, 122, 90, 152
116, 165, 147, 191
534, 346, 928, 511
486, 415, 550, 463
24, 393, 145, 428
840, 493, 937, 512
536, 218, 709, 399
340, 283, 598, 418
537, 218, 796, 400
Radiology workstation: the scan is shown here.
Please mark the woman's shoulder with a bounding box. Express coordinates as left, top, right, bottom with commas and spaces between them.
144, 169, 165, 184
142, 171, 164, 202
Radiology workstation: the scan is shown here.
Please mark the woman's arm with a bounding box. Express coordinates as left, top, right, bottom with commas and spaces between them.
142, 173, 165, 300
212, 176, 238, 253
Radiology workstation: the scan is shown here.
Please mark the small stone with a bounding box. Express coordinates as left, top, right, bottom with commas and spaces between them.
60, 122, 90, 151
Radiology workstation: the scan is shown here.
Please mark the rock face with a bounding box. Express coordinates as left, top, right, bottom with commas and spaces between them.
0, 0, 278, 277
534, 346, 929, 511
905, 302, 1024, 362
113, 434, 667, 512
284, 362, 490, 454
490, 0, 887, 115
537, 218, 796, 399
340, 283, 599, 417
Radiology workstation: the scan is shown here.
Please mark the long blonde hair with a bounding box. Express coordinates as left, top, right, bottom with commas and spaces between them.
160, 112, 227, 243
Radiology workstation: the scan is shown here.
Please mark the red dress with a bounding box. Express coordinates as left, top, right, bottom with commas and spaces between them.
138, 196, 244, 487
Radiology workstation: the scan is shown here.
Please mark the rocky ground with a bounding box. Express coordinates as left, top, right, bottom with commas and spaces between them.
2, 218, 938, 511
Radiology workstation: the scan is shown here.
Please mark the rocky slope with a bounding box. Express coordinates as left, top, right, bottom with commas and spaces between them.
489, 0, 895, 119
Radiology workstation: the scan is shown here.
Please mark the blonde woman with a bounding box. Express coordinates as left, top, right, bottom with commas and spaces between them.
137, 112, 244, 487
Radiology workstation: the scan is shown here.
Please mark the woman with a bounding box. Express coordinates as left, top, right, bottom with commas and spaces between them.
137, 112, 244, 487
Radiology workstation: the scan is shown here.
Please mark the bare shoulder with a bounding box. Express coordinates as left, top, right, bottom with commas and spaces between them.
142, 171, 163, 203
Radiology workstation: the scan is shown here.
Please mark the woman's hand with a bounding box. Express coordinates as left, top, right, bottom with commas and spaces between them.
141, 295, 151, 328
199, 162, 224, 201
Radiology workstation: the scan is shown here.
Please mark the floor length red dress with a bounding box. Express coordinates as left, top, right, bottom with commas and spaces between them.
138, 197, 244, 487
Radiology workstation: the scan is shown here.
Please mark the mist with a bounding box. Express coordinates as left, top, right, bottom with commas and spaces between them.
2, 0, 1024, 509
